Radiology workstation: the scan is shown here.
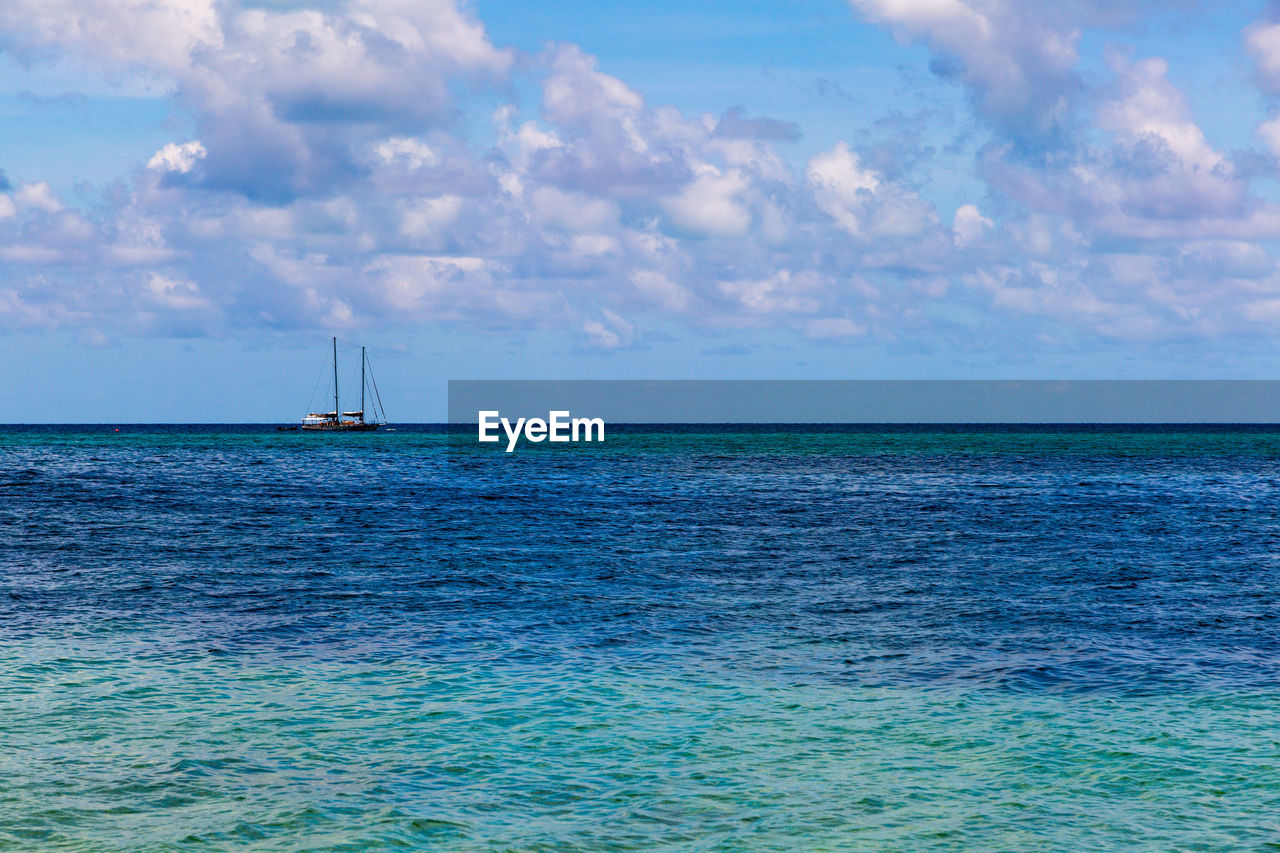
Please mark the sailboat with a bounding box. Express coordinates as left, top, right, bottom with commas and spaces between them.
300, 337, 386, 431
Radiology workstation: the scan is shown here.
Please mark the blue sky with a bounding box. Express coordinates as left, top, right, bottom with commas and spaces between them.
3, 0, 1280, 420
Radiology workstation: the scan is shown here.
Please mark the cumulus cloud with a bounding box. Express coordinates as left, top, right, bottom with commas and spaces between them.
1095, 54, 1241, 219
0, 0, 223, 73
1247, 14, 1280, 96
148, 141, 207, 174
14, 182, 63, 213
583, 309, 635, 349
825, 1, 1280, 342
374, 137, 438, 171
806, 142, 880, 236
806, 141, 936, 241
718, 270, 826, 316
1256, 116, 1280, 159
1249, 10, 1280, 175
2, 0, 512, 201
846, 0, 1083, 140
662, 167, 752, 237
952, 204, 992, 246
629, 269, 692, 313
4, 0, 1280, 353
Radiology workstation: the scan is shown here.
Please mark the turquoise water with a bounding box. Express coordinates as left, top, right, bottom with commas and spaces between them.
3, 426, 1279, 849
4, 643, 1279, 850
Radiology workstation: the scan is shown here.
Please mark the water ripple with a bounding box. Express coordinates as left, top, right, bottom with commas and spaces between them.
3, 426, 1280, 847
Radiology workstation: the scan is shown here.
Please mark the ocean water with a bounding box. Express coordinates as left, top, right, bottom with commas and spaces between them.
2, 425, 1279, 850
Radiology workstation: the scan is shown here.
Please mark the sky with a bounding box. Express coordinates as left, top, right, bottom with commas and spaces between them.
4, 0, 1280, 420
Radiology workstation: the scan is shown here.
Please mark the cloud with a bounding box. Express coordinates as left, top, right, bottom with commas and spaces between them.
629, 269, 692, 313
1256, 116, 1280, 159
0, 2, 947, 344
806, 141, 880, 236
1248, 10, 1280, 181
804, 317, 866, 339
806, 141, 936, 241
14, 182, 63, 213
718, 270, 826, 316
661, 166, 752, 237
713, 106, 801, 142
975, 50, 1256, 244
846, 0, 1082, 140
526, 44, 694, 197
0, 0, 223, 73
1100, 57, 1219, 170
147, 140, 207, 174
4, 0, 1280, 356
529, 186, 620, 233
1247, 15, 1280, 96
1095, 54, 1240, 219
2, 0, 511, 201
373, 137, 438, 171
399, 195, 464, 247
582, 308, 635, 349
952, 204, 992, 246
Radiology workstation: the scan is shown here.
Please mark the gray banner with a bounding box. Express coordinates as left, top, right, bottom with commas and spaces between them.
447, 380, 1280, 424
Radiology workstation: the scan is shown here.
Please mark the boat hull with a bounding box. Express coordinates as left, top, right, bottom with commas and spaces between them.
299, 422, 380, 432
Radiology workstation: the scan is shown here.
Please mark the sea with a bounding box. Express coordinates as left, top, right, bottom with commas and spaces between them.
2, 424, 1279, 850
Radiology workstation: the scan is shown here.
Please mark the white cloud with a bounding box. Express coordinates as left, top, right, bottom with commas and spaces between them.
374, 137, 437, 171
806, 142, 880, 236
530, 187, 620, 233
0, 0, 513, 201
495, 108, 562, 175
1099, 56, 1224, 174
0, 246, 67, 264
953, 203, 992, 246
0, 0, 223, 73
144, 272, 213, 311
148, 140, 207, 174
1257, 116, 1280, 158
542, 44, 644, 126
718, 270, 825, 315
661, 167, 752, 237
14, 182, 63, 213
630, 270, 692, 312
805, 142, 934, 240
847, 0, 1080, 135
400, 196, 464, 244
4, 2, 1280, 353
582, 308, 635, 349
804, 317, 866, 338
1247, 19, 1280, 95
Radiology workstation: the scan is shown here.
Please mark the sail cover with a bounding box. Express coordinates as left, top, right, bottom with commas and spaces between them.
342, 411, 364, 417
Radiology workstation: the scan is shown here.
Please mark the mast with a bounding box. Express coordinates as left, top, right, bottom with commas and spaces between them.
360, 346, 366, 423
332, 336, 340, 424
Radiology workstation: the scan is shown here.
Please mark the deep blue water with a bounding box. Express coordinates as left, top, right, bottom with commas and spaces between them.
3, 425, 1279, 849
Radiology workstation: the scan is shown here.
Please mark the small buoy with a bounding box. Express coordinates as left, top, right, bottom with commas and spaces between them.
114, 428, 119, 432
